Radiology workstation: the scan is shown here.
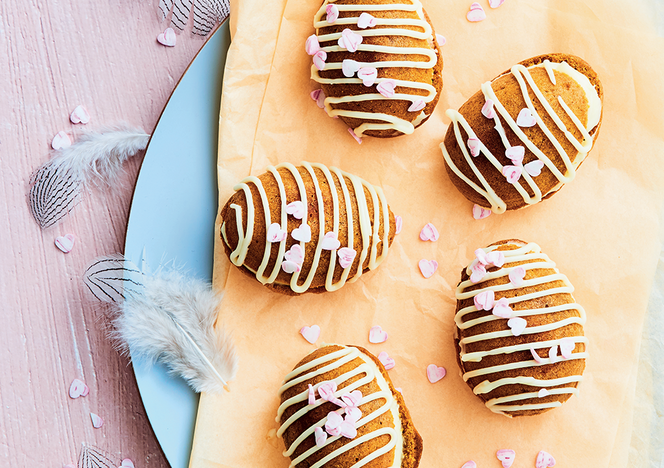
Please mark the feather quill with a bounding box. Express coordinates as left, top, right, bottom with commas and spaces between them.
28, 124, 150, 229
84, 255, 238, 393
157, 0, 230, 36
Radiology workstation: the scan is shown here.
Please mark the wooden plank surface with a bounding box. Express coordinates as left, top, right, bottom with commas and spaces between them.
0, 1, 209, 465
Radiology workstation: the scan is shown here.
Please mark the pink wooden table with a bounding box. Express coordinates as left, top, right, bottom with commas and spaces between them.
0, 1, 211, 465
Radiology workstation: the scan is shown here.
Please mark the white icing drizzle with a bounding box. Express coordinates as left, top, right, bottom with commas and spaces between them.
441, 60, 602, 213
312, 0, 439, 136
276, 346, 403, 468
220, 162, 391, 293
455, 242, 587, 416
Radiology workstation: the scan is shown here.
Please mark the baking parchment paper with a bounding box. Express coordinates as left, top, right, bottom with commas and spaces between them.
189, 0, 664, 466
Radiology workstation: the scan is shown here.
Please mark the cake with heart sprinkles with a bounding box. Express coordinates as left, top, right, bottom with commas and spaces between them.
219, 162, 396, 295
276, 344, 423, 467
307, 0, 444, 139
441, 53, 603, 213
454, 239, 588, 417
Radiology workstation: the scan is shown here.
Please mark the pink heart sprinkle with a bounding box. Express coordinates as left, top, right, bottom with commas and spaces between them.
496, 449, 516, 468
338, 247, 357, 268
284, 244, 305, 265
51, 131, 71, 150
426, 364, 446, 383
536, 450, 556, 468
507, 317, 527, 336
157, 27, 176, 47
418, 259, 438, 278
342, 59, 361, 77
419, 223, 439, 242
467, 137, 481, 157
281, 260, 301, 274
341, 390, 363, 408
472, 204, 491, 220
285, 201, 305, 219
502, 165, 523, 184
538, 388, 550, 398
489, 0, 506, 7
55, 234, 75, 253
308, 384, 316, 404
345, 406, 362, 422
70, 105, 90, 125
120, 459, 135, 468
505, 145, 525, 166
470, 262, 486, 283
315, 426, 327, 447
357, 12, 377, 29
305, 34, 320, 56
266, 223, 287, 243
474, 248, 488, 265
318, 381, 338, 401
291, 222, 312, 243
69, 379, 87, 399
467, 2, 487, 22
473, 290, 495, 311
549, 345, 561, 363
339, 420, 357, 438
325, 411, 343, 435
485, 251, 505, 267
395, 215, 403, 234
321, 231, 341, 250
313, 50, 327, 71
377, 79, 397, 98
377, 351, 395, 370
300, 325, 321, 344
348, 127, 363, 144
90, 413, 104, 429
326, 4, 339, 23
435, 33, 447, 45
492, 297, 513, 318
462, 462, 477, 468
338, 28, 363, 53
509, 266, 526, 287
531, 347, 544, 363
559, 337, 575, 359
516, 108, 537, 127
369, 325, 388, 344
524, 160, 544, 177
481, 99, 495, 119
357, 67, 378, 87
395, 387, 403, 394
311, 89, 326, 109
408, 99, 426, 112
81, 384, 90, 397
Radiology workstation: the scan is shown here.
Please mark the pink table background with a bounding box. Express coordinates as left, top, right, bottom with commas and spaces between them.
0, 1, 211, 465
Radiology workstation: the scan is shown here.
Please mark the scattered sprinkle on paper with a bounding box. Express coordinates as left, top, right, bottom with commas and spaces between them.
369, 325, 388, 344
395, 215, 403, 234
90, 412, 104, 429
467, 2, 487, 22
377, 351, 395, 370
419, 222, 439, 241
120, 458, 136, 468
70, 105, 90, 124
51, 131, 72, 150
299, 325, 321, 344
436, 33, 446, 45
426, 364, 446, 383
55, 234, 76, 253
348, 128, 362, 144
496, 449, 516, 468
69, 378, 88, 399
157, 27, 177, 47
419, 259, 438, 278
472, 204, 491, 219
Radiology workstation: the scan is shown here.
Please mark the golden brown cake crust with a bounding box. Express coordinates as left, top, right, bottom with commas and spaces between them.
454, 239, 586, 417
279, 345, 423, 467
315, 0, 443, 138
220, 165, 396, 295
443, 53, 603, 211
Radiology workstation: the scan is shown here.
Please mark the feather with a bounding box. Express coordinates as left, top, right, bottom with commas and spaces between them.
28, 124, 149, 229
78, 444, 117, 468
158, 0, 230, 36
84, 255, 238, 393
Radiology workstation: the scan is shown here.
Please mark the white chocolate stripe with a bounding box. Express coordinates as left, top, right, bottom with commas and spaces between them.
276, 346, 402, 468
456, 242, 586, 415
463, 351, 588, 380
441, 61, 601, 213
490, 386, 578, 407
312, 0, 438, 136
461, 336, 588, 363
222, 163, 390, 293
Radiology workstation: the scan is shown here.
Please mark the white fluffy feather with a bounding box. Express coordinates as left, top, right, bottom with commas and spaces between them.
158, 0, 230, 36
28, 124, 149, 228
85, 255, 238, 393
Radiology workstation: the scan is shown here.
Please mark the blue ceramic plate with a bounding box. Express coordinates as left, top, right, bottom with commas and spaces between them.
124, 23, 230, 468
